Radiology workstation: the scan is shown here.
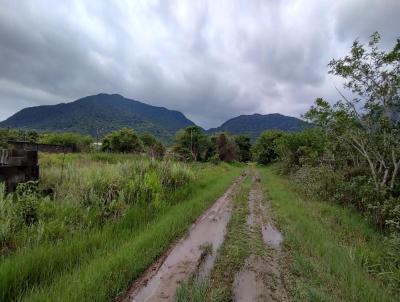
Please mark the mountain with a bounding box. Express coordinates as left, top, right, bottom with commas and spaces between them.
207, 113, 310, 141
0, 93, 195, 142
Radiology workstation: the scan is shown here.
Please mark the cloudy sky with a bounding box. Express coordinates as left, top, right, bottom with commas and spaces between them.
0, 0, 399, 128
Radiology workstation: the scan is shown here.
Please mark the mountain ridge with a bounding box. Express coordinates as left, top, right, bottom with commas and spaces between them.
0, 93, 309, 142
207, 113, 309, 140
0, 93, 195, 142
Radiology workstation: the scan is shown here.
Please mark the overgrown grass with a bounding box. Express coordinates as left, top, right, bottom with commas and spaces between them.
0, 156, 242, 301
1, 153, 194, 255
261, 166, 400, 302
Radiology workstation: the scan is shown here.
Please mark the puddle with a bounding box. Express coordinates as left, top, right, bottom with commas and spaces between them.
233, 269, 257, 302
246, 213, 255, 226
262, 223, 283, 248
126, 177, 242, 302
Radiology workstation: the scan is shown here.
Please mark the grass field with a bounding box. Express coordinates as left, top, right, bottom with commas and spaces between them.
0, 153, 243, 302
262, 166, 400, 302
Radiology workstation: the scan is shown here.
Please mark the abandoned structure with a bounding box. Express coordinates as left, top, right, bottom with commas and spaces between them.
0, 148, 39, 192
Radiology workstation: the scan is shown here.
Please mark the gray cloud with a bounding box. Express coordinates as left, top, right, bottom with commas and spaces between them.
0, 0, 399, 128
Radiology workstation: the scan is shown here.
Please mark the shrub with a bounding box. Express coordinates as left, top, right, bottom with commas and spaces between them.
102, 128, 143, 153
39, 132, 93, 152
253, 130, 284, 165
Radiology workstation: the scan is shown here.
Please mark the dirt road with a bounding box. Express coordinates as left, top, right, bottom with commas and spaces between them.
123, 174, 245, 302
123, 170, 290, 301
233, 173, 289, 302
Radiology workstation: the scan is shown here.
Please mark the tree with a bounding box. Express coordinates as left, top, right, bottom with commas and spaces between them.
140, 132, 166, 158
172, 126, 210, 161
0, 128, 39, 148
234, 135, 252, 162
102, 128, 143, 153
215, 132, 238, 163
39, 132, 93, 152
306, 32, 400, 190
253, 130, 284, 165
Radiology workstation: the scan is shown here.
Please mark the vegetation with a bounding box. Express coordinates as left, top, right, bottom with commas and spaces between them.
215, 132, 239, 163
253, 130, 284, 165
254, 33, 400, 244
207, 113, 309, 141
173, 126, 210, 161
140, 132, 166, 158
0, 152, 242, 301
1, 153, 194, 255
0, 93, 194, 143
39, 132, 93, 151
234, 135, 252, 162
0, 128, 38, 148
102, 127, 143, 153
262, 167, 399, 301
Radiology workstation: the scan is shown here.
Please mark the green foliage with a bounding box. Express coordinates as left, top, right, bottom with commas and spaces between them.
207, 113, 310, 141
0, 128, 38, 148
0, 153, 194, 255
252, 130, 284, 165
0, 94, 194, 143
140, 133, 166, 158
102, 128, 143, 153
275, 128, 326, 171
0, 156, 242, 302
262, 168, 399, 301
215, 132, 239, 163
234, 135, 252, 162
39, 132, 94, 151
173, 126, 210, 161
260, 33, 400, 238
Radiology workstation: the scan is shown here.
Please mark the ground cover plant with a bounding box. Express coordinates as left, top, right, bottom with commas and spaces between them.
0, 152, 243, 301
262, 166, 399, 301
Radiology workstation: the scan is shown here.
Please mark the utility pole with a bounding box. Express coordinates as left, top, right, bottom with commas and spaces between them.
96, 127, 103, 151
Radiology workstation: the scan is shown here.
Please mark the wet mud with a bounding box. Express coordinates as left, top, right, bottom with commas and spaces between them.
124, 175, 244, 302
233, 172, 289, 302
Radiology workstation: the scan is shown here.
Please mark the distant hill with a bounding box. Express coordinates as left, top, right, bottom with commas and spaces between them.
207, 113, 310, 141
0, 93, 195, 142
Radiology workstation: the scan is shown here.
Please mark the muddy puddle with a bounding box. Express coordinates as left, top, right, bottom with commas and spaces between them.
262, 223, 283, 248
234, 177, 288, 302
233, 268, 257, 302
124, 176, 243, 302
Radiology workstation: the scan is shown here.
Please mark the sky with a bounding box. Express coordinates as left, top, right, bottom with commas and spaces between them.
0, 0, 399, 128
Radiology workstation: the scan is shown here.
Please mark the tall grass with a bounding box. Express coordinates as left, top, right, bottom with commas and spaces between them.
261, 166, 399, 302
1, 153, 194, 255
0, 153, 243, 301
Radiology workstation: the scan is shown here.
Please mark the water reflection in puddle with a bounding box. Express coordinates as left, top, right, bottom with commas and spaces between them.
262, 223, 283, 248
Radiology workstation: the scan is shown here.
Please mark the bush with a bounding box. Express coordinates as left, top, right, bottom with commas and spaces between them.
102, 128, 143, 153
140, 133, 166, 158
39, 132, 93, 152
253, 130, 284, 165
234, 135, 252, 162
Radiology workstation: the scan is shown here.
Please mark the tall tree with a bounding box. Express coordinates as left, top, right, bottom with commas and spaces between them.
234, 135, 252, 162
172, 126, 210, 161
216, 132, 238, 163
306, 32, 400, 190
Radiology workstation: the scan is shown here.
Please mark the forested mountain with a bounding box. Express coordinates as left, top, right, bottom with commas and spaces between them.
0, 93, 195, 142
207, 113, 309, 140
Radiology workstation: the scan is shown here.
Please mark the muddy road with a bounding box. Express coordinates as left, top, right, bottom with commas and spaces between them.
122, 170, 290, 301
233, 173, 289, 302
123, 174, 245, 302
